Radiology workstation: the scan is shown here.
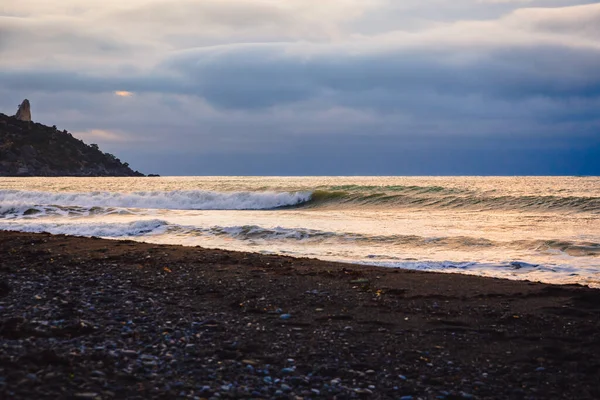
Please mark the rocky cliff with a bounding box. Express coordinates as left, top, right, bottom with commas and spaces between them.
0, 112, 144, 177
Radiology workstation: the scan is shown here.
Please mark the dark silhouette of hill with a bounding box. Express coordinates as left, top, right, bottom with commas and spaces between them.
0, 113, 144, 177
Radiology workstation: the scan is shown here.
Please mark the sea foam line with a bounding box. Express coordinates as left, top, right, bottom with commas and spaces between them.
1, 219, 598, 287
0, 219, 169, 237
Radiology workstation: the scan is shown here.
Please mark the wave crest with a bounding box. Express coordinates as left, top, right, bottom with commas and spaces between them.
301, 190, 600, 212
0, 189, 312, 215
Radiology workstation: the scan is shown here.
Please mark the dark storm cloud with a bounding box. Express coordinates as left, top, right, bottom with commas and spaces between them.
162, 41, 600, 109
3, 39, 599, 112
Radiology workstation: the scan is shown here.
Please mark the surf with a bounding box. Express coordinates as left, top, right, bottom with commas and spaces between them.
0, 189, 312, 214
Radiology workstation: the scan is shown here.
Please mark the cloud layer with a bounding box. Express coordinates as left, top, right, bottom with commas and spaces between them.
1, 0, 599, 174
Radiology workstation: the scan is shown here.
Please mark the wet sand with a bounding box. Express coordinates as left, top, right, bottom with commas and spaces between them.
1, 231, 599, 399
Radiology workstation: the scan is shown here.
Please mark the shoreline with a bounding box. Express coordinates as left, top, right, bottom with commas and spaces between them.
1, 230, 599, 399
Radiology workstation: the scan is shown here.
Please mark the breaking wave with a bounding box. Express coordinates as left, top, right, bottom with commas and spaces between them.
305, 189, 600, 212
1, 186, 599, 215
0, 189, 312, 216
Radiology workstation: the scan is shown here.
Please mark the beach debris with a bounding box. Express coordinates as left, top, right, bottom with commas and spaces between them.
279, 313, 292, 320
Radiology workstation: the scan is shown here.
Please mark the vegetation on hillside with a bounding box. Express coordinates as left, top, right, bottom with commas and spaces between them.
0, 113, 144, 177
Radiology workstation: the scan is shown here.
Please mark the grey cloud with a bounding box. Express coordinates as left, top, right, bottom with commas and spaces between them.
0, 17, 132, 57
108, 0, 293, 29
2, 31, 599, 117
507, 2, 600, 39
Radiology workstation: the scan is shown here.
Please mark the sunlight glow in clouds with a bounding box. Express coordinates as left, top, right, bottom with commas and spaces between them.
114, 91, 134, 97
75, 129, 131, 143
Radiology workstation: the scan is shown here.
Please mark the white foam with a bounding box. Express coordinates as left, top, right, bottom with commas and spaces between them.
0, 204, 43, 219
0, 189, 312, 214
0, 219, 169, 238
362, 260, 600, 287
206, 225, 337, 241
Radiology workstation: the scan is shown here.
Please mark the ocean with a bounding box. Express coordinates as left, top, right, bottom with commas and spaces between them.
1, 176, 599, 287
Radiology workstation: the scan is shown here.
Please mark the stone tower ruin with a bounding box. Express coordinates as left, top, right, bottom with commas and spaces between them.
15, 99, 32, 122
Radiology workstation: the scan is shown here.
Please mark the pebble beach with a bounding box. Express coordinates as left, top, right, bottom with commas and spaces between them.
1, 231, 599, 399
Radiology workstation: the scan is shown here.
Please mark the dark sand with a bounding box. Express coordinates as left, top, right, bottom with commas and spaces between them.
1, 231, 599, 399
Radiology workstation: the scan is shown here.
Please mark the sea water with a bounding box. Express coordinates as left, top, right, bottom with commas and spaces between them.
1, 176, 599, 287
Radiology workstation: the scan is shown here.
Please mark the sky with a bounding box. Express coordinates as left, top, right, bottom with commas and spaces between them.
1, 0, 599, 175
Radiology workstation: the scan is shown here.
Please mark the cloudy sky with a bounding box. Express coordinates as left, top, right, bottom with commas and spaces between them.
1, 0, 599, 175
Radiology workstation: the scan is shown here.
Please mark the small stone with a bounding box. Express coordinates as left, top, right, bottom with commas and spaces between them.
142, 361, 157, 367
74, 393, 99, 399
121, 350, 137, 357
